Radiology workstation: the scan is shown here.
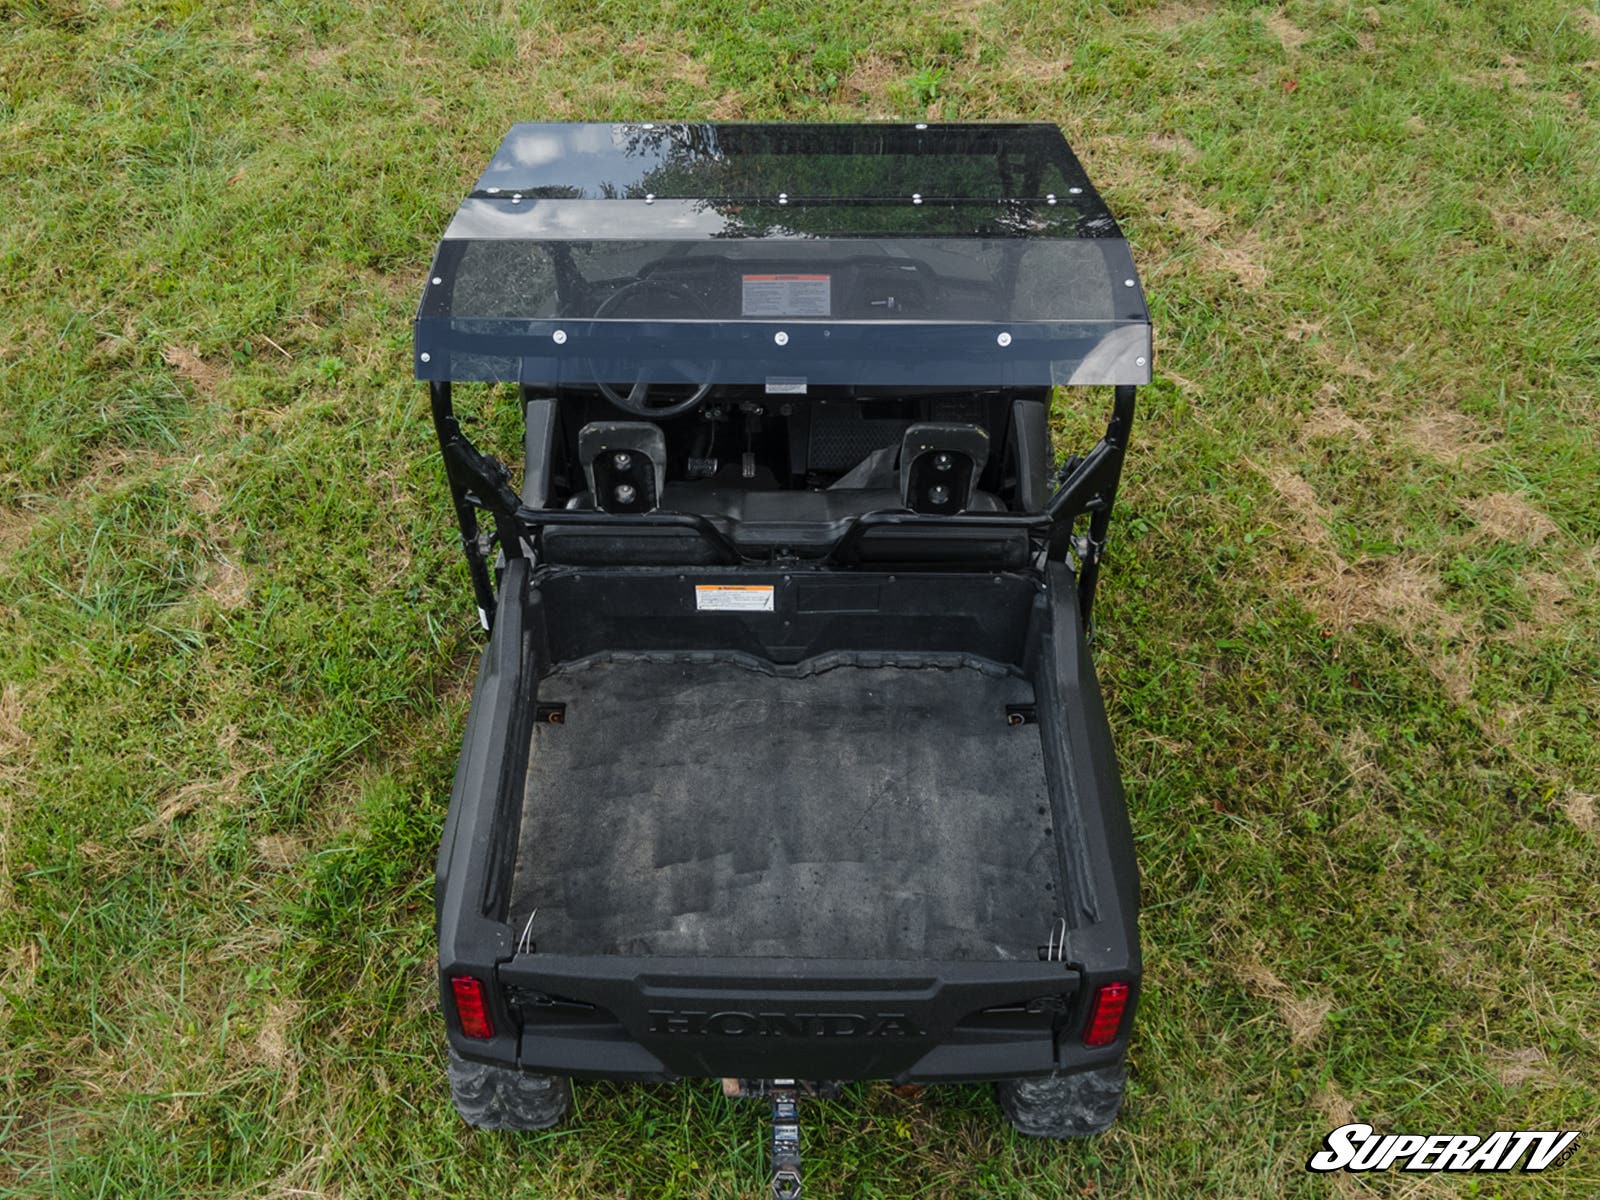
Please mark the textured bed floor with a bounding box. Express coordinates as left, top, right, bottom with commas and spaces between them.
510, 657, 1060, 960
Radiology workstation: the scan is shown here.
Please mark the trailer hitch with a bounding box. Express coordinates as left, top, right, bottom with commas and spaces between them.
769, 1084, 803, 1199
723, 1079, 842, 1198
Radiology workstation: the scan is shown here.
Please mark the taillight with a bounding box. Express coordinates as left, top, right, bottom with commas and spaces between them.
451, 975, 495, 1039
1082, 981, 1129, 1047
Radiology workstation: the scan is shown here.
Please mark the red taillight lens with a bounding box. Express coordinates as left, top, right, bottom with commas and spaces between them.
451, 975, 495, 1040
1082, 981, 1129, 1047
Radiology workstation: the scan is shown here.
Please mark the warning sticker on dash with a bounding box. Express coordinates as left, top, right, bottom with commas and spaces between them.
741, 274, 831, 317
695, 585, 776, 613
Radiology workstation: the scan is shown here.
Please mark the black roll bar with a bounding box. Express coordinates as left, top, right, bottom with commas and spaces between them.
428, 381, 1135, 632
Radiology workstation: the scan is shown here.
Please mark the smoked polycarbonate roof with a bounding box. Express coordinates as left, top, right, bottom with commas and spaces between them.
415, 123, 1151, 389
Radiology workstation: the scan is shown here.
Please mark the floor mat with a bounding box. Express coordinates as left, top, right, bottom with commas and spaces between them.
511, 658, 1060, 960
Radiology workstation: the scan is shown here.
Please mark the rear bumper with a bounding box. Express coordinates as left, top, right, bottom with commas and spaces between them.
479, 954, 1135, 1084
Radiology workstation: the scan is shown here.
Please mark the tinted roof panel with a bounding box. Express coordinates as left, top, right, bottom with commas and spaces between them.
417, 123, 1151, 387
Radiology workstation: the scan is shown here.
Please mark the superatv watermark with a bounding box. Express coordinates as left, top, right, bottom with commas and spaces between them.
1309, 1124, 1580, 1173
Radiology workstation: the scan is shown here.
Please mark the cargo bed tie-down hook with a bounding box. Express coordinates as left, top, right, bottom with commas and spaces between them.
1045, 917, 1068, 963
516, 908, 538, 956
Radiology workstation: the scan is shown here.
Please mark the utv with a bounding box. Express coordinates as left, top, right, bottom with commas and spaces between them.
420, 123, 1148, 1192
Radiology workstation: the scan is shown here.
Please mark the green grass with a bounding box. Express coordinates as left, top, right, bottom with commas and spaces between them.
3, 0, 1599, 1195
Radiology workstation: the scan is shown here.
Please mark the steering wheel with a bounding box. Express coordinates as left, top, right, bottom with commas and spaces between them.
591, 277, 718, 418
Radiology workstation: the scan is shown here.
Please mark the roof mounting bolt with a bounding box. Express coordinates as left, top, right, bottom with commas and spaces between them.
912, 193, 923, 205
1124, 279, 1136, 287
774, 331, 789, 346
997, 331, 1012, 347
1069, 186, 1083, 195
419, 352, 431, 363
614, 483, 637, 505
1136, 356, 1147, 367
431, 276, 442, 285
613, 451, 633, 470
552, 329, 567, 345
1046, 194, 1057, 205
644, 193, 655, 204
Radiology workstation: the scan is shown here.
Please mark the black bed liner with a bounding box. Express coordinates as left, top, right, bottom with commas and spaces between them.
510, 657, 1058, 961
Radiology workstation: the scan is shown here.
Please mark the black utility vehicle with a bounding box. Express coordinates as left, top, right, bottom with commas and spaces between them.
420, 123, 1148, 1191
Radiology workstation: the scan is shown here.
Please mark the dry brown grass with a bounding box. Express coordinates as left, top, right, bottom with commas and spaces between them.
1486, 1045, 1554, 1088
251, 999, 304, 1085
1147, 131, 1199, 159
254, 833, 307, 865
0, 682, 30, 911
1313, 340, 1380, 383
1263, 11, 1309, 50
1142, 0, 1216, 34
65, 446, 177, 498
707, 91, 749, 119
162, 344, 228, 397
1300, 399, 1372, 444
1262, 463, 1333, 546
1404, 409, 1491, 464
1232, 957, 1333, 1047
1161, 192, 1227, 239
1333, 726, 1392, 798
1006, 51, 1073, 84
1257, 466, 1481, 701
1202, 230, 1270, 291
1523, 569, 1574, 633
1314, 1083, 1356, 1128
840, 54, 898, 114
132, 725, 249, 837
1461, 492, 1558, 545
0, 500, 45, 560
203, 555, 250, 609
1312, 558, 1452, 635
1491, 203, 1593, 247
1255, 457, 1467, 642
1565, 791, 1599, 837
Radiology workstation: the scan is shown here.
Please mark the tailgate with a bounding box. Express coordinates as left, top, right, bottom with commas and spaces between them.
498, 955, 1082, 1082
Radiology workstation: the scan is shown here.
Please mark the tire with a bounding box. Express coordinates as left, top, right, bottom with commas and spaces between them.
447, 1046, 572, 1131
995, 1063, 1126, 1139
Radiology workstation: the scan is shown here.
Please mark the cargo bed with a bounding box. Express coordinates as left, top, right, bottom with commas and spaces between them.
509, 657, 1061, 961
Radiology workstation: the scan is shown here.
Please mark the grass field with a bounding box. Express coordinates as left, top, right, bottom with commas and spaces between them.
3, 0, 1599, 1195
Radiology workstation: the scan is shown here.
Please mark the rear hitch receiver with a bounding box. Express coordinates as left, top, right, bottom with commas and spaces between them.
723, 1079, 843, 1198
770, 1083, 802, 1199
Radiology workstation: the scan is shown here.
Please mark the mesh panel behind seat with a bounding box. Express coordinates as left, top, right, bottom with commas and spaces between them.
807, 403, 909, 472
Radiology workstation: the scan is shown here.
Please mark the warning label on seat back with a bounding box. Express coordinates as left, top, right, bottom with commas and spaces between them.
695, 585, 776, 612
741, 274, 831, 317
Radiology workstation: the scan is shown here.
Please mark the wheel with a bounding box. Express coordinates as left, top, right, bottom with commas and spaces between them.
447, 1046, 572, 1130
995, 1063, 1126, 1139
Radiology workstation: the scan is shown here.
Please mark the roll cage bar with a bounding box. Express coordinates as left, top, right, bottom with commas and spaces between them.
428, 380, 1136, 634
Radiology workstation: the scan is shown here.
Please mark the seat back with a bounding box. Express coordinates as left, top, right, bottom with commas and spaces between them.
900, 423, 991, 514
578, 422, 668, 513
